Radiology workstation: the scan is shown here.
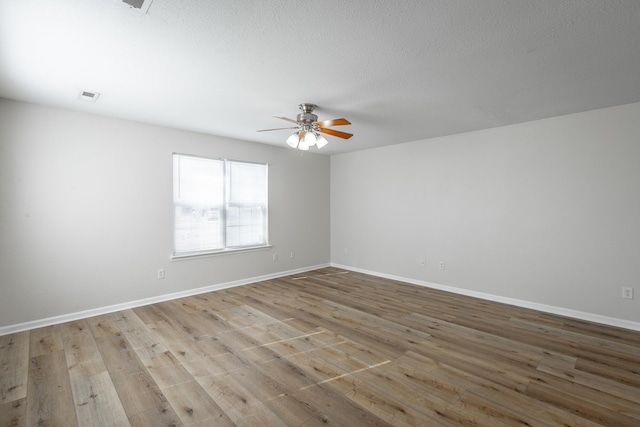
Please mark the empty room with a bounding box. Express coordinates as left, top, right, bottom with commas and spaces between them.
1, 1, 639, 426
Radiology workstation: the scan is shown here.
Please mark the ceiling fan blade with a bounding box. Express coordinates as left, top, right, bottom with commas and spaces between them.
257, 126, 298, 132
314, 118, 351, 127
318, 127, 353, 139
274, 116, 299, 125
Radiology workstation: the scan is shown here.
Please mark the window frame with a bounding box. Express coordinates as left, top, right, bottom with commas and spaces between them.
172, 153, 270, 259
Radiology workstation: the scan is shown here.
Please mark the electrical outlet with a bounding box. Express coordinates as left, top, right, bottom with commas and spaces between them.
290, 251, 295, 259
439, 261, 445, 270
622, 287, 634, 299
272, 253, 278, 261
419, 258, 426, 267
157, 269, 165, 279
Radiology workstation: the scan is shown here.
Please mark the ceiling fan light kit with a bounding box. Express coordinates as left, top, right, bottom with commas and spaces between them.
258, 103, 352, 151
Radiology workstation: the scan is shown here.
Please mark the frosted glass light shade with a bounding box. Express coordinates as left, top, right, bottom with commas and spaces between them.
316, 135, 328, 149
298, 140, 309, 150
286, 133, 299, 148
303, 132, 317, 146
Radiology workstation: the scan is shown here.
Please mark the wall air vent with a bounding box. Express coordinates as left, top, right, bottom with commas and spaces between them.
78, 91, 100, 103
122, 0, 154, 13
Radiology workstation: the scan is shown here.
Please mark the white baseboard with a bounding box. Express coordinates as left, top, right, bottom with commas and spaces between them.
4, 262, 637, 336
331, 263, 640, 332
0, 263, 330, 336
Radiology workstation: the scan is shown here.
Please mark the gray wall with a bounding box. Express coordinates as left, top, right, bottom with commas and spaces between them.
2, 98, 638, 331
331, 102, 640, 324
0, 98, 330, 329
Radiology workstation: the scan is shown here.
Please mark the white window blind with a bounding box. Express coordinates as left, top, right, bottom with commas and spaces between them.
173, 154, 268, 257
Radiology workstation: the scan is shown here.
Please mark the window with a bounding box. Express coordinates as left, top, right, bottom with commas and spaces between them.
173, 154, 268, 257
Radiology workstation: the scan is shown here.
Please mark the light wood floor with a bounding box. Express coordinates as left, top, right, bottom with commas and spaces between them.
1, 268, 640, 426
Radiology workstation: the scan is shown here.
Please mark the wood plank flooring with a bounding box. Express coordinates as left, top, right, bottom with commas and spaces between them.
1, 267, 639, 426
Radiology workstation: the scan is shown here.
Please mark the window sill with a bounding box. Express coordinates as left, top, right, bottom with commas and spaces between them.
171, 245, 272, 261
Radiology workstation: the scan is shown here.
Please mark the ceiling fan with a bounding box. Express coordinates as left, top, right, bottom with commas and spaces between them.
257, 103, 353, 150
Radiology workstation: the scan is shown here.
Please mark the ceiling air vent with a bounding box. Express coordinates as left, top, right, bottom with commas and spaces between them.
122, 0, 144, 8
122, 0, 154, 13
78, 91, 100, 103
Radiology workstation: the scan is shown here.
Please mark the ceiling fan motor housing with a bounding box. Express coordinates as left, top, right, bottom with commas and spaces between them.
297, 103, 318, 125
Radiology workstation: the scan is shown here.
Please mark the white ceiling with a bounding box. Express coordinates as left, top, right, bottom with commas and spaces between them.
1, 0, 639, 155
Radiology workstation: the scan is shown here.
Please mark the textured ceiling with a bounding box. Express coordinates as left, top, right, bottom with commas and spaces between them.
1, 0, 639, 154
